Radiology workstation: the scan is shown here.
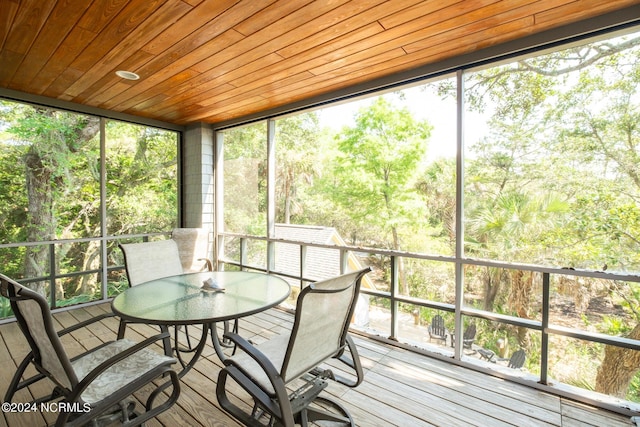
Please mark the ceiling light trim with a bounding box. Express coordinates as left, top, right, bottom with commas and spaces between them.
115, 70, 140, 80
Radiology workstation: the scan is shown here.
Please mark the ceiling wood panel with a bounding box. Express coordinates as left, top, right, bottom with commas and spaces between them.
3, 0, 54, 55
0, 1, 20, 48
69, 1, 192, 103
1, 0, 638, 126
9, 2, 90, 88
140, 0, 237, 56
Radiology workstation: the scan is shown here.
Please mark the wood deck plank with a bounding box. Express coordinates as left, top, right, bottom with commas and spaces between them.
0, 303, 633, 427
372, 349, 562, 425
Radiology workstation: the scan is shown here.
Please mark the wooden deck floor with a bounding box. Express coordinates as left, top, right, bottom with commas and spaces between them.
0, 302, 634, 427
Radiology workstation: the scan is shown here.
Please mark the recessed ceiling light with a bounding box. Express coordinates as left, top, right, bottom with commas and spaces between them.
115, 70, 140, 80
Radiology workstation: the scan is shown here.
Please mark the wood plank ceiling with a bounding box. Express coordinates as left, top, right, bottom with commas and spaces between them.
1, 0, 639, 126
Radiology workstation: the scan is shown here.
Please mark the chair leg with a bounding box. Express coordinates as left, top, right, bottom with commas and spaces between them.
5, 352, 46, 403
61, 367, 180, 427
221, 319, 239, 348
81, 400, 135, 426
332, 334, 365, 387
217, 365, 297, 427
302, 396, 354, 426
216, 368, 271, 427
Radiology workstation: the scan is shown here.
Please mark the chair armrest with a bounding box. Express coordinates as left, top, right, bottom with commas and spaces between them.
222, 332, 288, 395
333, 334, 365, 388
222, 333, 280, 378
74, 331, 172, 396
57, 312, 116, 337
198, 258, 214, 271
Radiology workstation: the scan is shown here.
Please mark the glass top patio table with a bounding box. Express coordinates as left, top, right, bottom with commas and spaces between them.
111, 271, 291, 325
111, 271, 290, 375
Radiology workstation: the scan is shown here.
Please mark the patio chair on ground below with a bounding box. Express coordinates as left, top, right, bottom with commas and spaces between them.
451, 323, 477, 353
0, 273, 180, 427
478, 347, 527, 370
462, 323, 477, 349
428, 314, 448, 345
507, 348, 526, 369
216, 267, 371, 427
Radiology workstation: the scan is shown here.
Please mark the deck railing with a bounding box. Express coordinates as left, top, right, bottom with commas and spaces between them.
217, 231, 640, 415
2, 230, 639, 414
0, 232, 167, 318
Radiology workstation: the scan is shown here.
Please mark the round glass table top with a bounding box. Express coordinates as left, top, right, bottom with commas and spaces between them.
111, 271, 291, 325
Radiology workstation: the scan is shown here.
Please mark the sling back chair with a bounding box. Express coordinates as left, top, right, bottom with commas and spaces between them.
119, 239, 184, 287
118, 239, 184, 340
171, 228, 214, 273
170, 228, 236, 345
0, 273, 180, 427
119, 238, 235, 358
216, 267, 371, 427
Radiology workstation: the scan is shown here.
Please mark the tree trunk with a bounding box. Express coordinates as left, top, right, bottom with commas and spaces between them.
509, 270, 533, 348
79, 239, 101, 295
595, 323, 640, 398
390, 225, 409, 295
483, 267, 502, 311
24, 148, 56, 297
21, 112, 100, 298
284, 171, 292, 224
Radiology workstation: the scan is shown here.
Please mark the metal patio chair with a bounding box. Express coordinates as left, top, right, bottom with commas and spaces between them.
216, 267, 371, 427
118, 239, 185, 340
119, 239, 184, 287
171, 227, 213, 272
171, 228, 236, 345
0, 273, 180, 427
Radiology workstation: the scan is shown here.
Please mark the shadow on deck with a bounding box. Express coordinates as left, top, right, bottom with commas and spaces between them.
0, 302, 633, 427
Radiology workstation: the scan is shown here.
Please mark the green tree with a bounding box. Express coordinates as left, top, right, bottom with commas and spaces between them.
416, 158, 457, 251
105, 122, 178, 236
328, 97, 431, 294
6, 105, 99, 296
221, 122, 267, 235
460, 33, 640, 396
548, 46, 640, 398
0, 102, 178, 301
275, 113, 322, 224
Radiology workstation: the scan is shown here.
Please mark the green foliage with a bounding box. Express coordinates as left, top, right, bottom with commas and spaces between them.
221, 122, 268, 235
105, 121, 178, 236
415, 158, 456, 249
0, 297, 12, 318
0, 101, 178, 300
327, 97, 432, 250
274, 114, 323, 224
628, 372, 640, 401
57, 294, 92, 307
599, 315, 630, 335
